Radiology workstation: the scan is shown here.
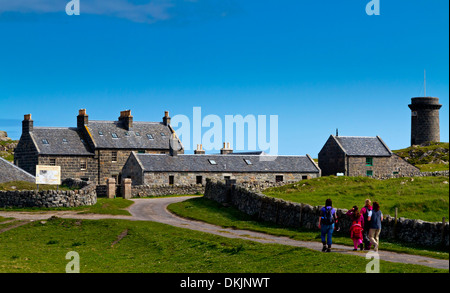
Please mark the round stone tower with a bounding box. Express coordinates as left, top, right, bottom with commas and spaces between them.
408, 97, 442, 145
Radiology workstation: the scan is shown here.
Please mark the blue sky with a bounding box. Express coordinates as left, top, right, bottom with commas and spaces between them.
0, 0, 448, 156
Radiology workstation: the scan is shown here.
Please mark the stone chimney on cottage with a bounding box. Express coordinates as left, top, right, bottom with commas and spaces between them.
77, 109, 89, 129
169, 133, 180, 156
22, 114, 33, 133
194, 144, 206, 155
220, 142, 233, 155
163, 110, 171, 126
119, 110, 133, 130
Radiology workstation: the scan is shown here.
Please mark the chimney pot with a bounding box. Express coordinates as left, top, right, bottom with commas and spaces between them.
163, 110, 171, 126
119, 110, 133, 130
77, 109, 89, 129
22, 114, 33, 133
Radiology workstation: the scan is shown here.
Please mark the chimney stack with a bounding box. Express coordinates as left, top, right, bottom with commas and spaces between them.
163, 111, 171, 126
220, 142, 233, 155
119, 110, 133, 130
169, 133, 179, 156
22, 114, 33, 133
77, 109, 89, 129
194, 144, 206, 155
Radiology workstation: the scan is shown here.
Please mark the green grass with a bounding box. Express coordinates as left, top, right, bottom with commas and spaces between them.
0, 198, 133, 216
263, 176, 449, 222
0, 217, 445, 273
167, 197, 449, 260
78, 198, 133, 216
416, 163, 449, 172
393, 142, 449, 172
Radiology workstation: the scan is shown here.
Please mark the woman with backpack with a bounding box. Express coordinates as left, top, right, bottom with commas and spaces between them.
346, 206, 365, 251
369, 201, 383, 251
318, 198, 337, 252
360, 199, 373, 250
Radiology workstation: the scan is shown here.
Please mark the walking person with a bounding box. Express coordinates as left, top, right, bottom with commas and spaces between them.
318, 198, 337, 252
369, 201, 383, 251
346, 206, 364, 251
360, 199, 373, 250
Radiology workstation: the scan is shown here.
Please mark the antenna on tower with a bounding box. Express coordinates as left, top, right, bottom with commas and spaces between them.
424, 69, 426, 97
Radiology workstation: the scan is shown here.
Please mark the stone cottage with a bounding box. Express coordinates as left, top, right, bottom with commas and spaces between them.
318, 135, 420, 178
122, 140, 321, 186
14, 109, 183, 185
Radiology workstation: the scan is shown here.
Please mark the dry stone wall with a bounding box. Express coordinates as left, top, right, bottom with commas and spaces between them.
0, 183, 97, 208
204, 180, 449, 248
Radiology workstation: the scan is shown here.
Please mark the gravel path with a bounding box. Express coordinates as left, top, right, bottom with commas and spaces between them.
1, 196, 448, 270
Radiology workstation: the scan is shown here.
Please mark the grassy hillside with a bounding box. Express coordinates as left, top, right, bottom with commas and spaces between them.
263, 176, 449, 222
0, 139, 17, 162
393, 142, 449, 172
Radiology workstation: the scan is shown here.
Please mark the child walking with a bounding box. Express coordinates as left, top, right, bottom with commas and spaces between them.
346, 206, 365, 251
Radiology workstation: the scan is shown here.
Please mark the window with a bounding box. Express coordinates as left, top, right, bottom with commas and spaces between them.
80, 159, 87, 170
147, 134, 154, 140
169, 175, 174, 185
196, 176, 203, 184
244, 159, 252, 165
62, 138, 68, 143
98, 131, 104, 136
276, 175, 284, 182
302, 175, 308, 180
366, 157, 373, 166
42, 139, 49, 145
138, 150, 145, 154
112, 151, 118, 162
135, 132, 141, 137
160, 132, 166, 137
393, 171, 399, 175
366, 170, 373, 177
49, 158, 56, 166
111, 133, 118, 138
208, 159, 217, 165
124, 131, 130, 136
224, 176, 231, 180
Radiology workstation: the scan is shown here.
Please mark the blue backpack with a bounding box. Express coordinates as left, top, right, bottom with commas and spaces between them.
322, 207, 334, 225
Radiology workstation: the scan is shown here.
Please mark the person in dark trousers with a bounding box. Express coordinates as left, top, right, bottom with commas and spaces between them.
318, 198, 337, 252
360, 199, 373, 250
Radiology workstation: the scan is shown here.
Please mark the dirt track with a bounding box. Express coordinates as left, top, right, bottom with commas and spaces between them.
0, 196, 448, 270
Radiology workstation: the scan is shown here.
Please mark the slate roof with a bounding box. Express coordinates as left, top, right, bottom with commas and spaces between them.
30, 127, 94, 156
86, 121, 176, 150
0, 157, 36, 183
334, 136, 392, 157
133, 153, 320, 173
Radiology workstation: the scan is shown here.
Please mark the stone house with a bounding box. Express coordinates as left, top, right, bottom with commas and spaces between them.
122, 141, 321, 186
14, 109, 183, 185
318, 135, 420, 178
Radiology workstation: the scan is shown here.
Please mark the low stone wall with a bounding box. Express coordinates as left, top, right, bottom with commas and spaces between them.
204, 180, 449, 248
131, 184, 204, 197
0, 184, 97, 208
